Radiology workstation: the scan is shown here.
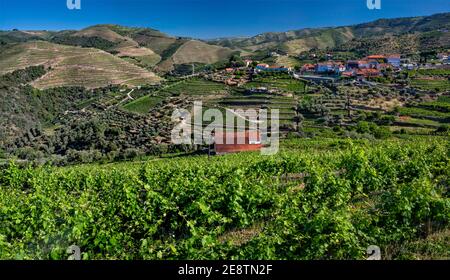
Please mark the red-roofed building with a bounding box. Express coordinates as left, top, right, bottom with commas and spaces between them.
302, 63, 316, 72
214, 131, 262, 154
367, 55, 386, 60
341, 71, 355, 78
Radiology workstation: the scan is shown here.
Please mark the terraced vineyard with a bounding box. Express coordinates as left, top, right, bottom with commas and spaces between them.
244, 74, 307, 93
411, 79, 450, 92
216, 93, 298, 126
0, 41, 161, 89
123, 78, 229, 114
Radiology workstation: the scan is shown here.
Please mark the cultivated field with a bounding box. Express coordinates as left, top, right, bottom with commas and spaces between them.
0, 41, 161, 89
1, 138, 448, 260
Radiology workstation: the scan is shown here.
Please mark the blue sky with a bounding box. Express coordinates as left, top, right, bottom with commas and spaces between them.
0, 0, 449, 39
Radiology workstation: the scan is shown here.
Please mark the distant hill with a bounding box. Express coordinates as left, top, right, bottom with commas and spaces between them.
0, 12, 449, 88
0, 24, 236, 74
208, 12, 450, 55
335, 30, 450, 57
0, 30, 55, 44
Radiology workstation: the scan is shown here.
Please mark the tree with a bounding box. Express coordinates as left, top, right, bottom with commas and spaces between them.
356, 121, 370, 134
293, 114, 304, 132
229, 54, 245, 67
374, 127, 392, 139
435, 124, 450, 135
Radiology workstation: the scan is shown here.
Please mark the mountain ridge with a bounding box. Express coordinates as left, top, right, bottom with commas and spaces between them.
207, 12, 450, 54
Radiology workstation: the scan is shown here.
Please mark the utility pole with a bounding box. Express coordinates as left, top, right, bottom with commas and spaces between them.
346, 93, 351, 119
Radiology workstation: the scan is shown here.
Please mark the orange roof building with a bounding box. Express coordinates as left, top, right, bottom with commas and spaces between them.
214, 131, 262, 154
302, 63, 315, 70
367, 55, 386, 60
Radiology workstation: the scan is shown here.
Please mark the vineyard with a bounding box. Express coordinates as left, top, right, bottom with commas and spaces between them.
1, 138, 449, 260
0, 41, 161, 89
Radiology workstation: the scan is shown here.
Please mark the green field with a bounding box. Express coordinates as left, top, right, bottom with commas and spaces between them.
244, 76, 306, 93
123, 78, 229, 114
162, 78, 228, 96
1, 137, 449, 260
122, 95, 165, 114
398, 106, 450, 119
407, 69, 450, 77
419, 96, 450, 112
411, 79, 450, 92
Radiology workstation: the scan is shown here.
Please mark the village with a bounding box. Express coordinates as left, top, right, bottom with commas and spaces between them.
206, 51, 450, 87
186, 49, 450, 154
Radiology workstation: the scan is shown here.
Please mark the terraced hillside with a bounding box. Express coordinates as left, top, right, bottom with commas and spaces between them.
335, 30, 450, 56
60, 25, 162, 68
210, 12, 450, 55
45, 25, 235, 73
156, 40, 235, 73
124, 78, 230, 114
216, 93, 298, 127
0, 41, 161, 89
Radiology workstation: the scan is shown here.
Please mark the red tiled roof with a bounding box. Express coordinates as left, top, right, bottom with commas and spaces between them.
342, 71, 354, 77
367, 55, 386, 59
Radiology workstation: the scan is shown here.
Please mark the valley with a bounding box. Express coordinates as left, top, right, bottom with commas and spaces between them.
0, 11, 449, 261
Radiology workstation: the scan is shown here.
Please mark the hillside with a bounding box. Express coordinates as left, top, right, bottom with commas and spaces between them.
335, 30, 450, 56
156, 40, 235, 72
0, 30, 55, 44
41, 25, 235, 73
0, 41, 161, 89
52, 25, 162, 68
0, 66, 100, 146
1, 13, 448, 62
209, 12, 450, 55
